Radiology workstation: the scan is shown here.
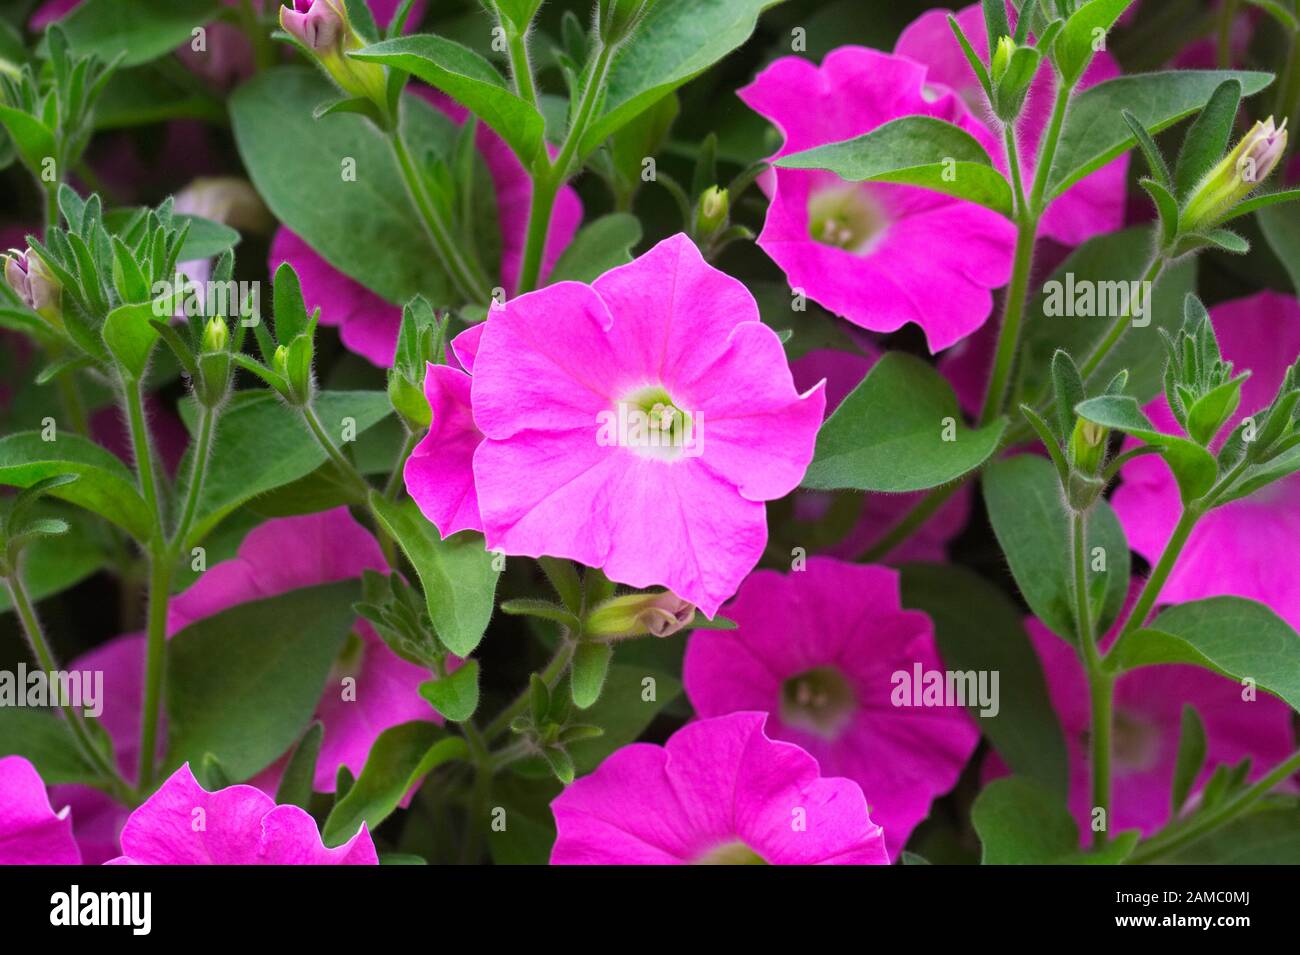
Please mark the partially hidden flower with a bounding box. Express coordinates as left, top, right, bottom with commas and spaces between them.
896, 3, 1129, 247
108, 763, 377, 865
1113, 292, 1300, 630
740, 46, 1017, 352
404, 233, 826, 618
549, 711, 888, 864
280, 0, 386, 105
1181, 117, 1288, 232
684, 558, 979, 858
270, 88, 581, 367
0, 756, 81, 864
3, 247, 62, 328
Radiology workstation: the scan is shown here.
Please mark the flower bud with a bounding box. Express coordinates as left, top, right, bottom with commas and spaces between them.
388, 370, 431, 431
598, 0, 652, 45
4, 248, 63, 329
1068, 417, 1107, 476
585, 590, 696, 641
990, 35, 1015, 84
1182, 117, 1288, 231
272, 343, 290, 379
202, 316, 230, 354
695, 186, 730, 238
279, 0, 386, 107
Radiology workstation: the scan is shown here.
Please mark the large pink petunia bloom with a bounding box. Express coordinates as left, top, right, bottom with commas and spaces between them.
406, 234, 826, 617
996, 604, 1297, 841
108, 764, 377, 865
684, 558, 978, 857
740, 47, 1017, 352
271, 87, 581, 367
550, 712, 888, 864
895, 4, 1129, 247
1112, 292, 1300, 631
0, 756, 81, 864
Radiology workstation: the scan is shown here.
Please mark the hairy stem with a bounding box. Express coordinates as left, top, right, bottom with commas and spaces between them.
1072, 512, 1111, 849
171, 405, 217, 553
1104, 508, 1201, 665
484, 637, 576, 741
136, 555, 173, 790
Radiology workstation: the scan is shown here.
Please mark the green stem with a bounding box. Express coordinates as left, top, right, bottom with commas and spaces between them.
389, 131, 491, 303
503, 22, 539, 109
1004, 123, 1028, 217
171, 405, 216, 553
136, 553, 173, 790
1077, 254, 1167, 382
301, 403, 371, 500
1028, 83, 1070, 215
1127, 746, 1300, 863
124, 380, 164, 533
1217, 0, 1240, 70
1276, 28, 1300, 133
53, 365, 89, 437
978, 217, 1038, 426
484, 638, 576, 741
1104, 508, 1201, 665
43, 182, 60, 242
460, 721, 493, 864
383, 427, 421, 501
1072, 512, 1111, 848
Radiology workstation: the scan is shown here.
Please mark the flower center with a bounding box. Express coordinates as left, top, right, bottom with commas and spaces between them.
808, 186, 887, 254
602, 385, 700, 461
694, 841, 768, 865
1110, 709, 1161, 772
780, 666, 856, 739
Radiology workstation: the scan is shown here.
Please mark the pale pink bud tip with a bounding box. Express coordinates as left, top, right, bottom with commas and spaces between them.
280, 0, 343, 52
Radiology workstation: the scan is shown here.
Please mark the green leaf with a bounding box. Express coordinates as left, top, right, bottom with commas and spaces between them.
1172, 79, 1242, 201
1074, 395, 1218, 502
570, 642, 614, 709
0, 508, 107, 613
973, 776, 1139, 863
101, 300, 164, 380
1047, 70, 1273, 199
231, 68, 461, 309
57, 0, 219, 68
1260, 201, 1300, 295
776, 116, 1013, 218
176, 391, 392, 547
0, 708, 99, 786
1221, 187, 1300, 224
901, 562, 1068, 799
165, 581, 362, 781
546, 213, 642, 284
579, 0, 787, 156
1170, 705, 1207, 814
803, 352, 1007, 492
0, 432, 152, 540
566, 664, 681, 774
0, 105, 56, 173
983, 454, 1131, 642
1053, 0, 1136, 89
1165, 806, 1300, 863
322, 721, 467, 846
1114, 597, 1300, 712
368, 494, 500, 657
494, 0, 545, 31
275, 722, 324, 810
418, 659, 480, 722
351, 35, 546, 166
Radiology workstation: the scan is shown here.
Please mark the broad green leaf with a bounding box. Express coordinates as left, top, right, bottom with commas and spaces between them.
973, 776, 1140, 863
368, 494, 500, 657
101, 300, 164, 380
803, 352, 1007, 492
176, 390, 392, 547
488, 773, 564, 864
546, 213, 642, 285
1074, 395, 1218, 502
0, 432, 152, 540
1047, 70, 1273, 199
1053, 0, 1137, 89
0, 708, 99, 786
1114, 597, 1300, 712
95, 66, 227, 129
776, 116, 1013, 217
1165, 806, 1300, 863
0, 507, 108, 613
1016, 226, 1197, 404
165, 580, 362, 781
570, 642, 613, 709
901, 562, 1068, 800
231, 68, 460, 309
418, 659, 480, 722
322, 721, 467, 846
275, 722, 324, 810
57, 0, 219, 68
579, 0, 787, 156
351, 35, 546, 165
983, 454, 1131, 642
0, 106, 55, 173
1260, 201, 1300, 295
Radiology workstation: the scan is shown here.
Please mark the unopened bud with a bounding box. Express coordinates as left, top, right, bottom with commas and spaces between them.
1182, 117, 1288, 231
1068, 417, 1107, 475
990, 35, 1015, 84
279, 0, 386, 107
202, 316, 229, 354
598, 0, 652, 45
696, 186, 729, 238
585, 590, 696, 641
4, 248, 62, 329
388, 371, 431, 431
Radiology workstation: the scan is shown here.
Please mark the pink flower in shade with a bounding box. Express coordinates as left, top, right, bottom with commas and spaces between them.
271, 87, 580, 367
1112, 293, 1300, 631
0, 756, 81, 864
684, 559, 978, 858
790, 348, 972, 562
108, 764, 377, 865
740, 47, 1017, 352
987, 599, 1296, 841
405, 362, 482, 536
406, 234, 826, 618
896, 4, 1130, 247
550, 712, 888, 864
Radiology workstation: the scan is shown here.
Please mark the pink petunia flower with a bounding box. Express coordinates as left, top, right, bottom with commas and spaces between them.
1112, 292, 1300, 631
0, 756, 81, 864
405, 233, 826, 618
895, 3, 1130, 247
740, 46, 1017, 352
271, 87, 581, 367
989, 600, 1296, 841
684, 558, 978, 857
108, 763, 377, 864
549, 711, 888, 864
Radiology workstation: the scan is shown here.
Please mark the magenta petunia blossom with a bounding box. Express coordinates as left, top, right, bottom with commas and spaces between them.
684, 558, 978, 857
271, 87, 580, 367
108, 764, 377, 865
406, 233, 826, 617
0, 756, 81, 864
405, 362, 483, 536
1112, 292, 1300, 631
992, 602, 1297, 841
550, 711, 888, 864
740, 46, 1017, 352
895, 3, 1129, 247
